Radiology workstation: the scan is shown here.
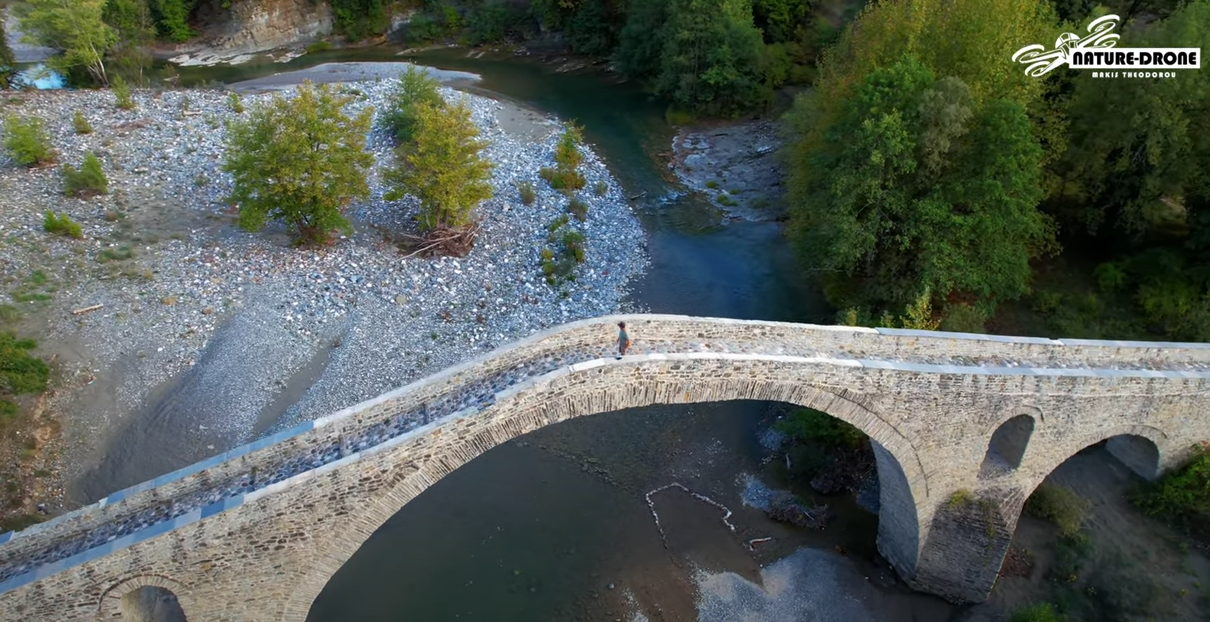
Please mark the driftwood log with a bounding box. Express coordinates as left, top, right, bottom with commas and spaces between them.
71, 304, 103, 315
398, 224, 480, 259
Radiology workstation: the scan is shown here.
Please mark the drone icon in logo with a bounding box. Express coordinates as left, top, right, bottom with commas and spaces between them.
1012, 14, 1122, 76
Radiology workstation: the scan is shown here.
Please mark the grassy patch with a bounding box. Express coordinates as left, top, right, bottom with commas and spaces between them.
227, 91, 245, 114
594, 180, 608, 197
112, 75, 135, 110
1132, 442, 1210, 542
96, 246, 134, 263
1009, 603, 1068, 622
305, 40, 333, 54
541, 217, 587, 287
2, 115, 55, 167
705, 180, 719, 189
1026, 484, 1089, 538
62, 153, 108, 197
43, 212, 83, 239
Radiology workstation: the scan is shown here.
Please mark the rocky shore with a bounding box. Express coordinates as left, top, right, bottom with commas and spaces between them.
0, 72, 647, 506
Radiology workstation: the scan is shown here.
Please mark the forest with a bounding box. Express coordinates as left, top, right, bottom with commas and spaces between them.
2, 0, 1209, 343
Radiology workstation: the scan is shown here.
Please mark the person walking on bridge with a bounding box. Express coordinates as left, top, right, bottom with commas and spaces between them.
616, 321, 630, 359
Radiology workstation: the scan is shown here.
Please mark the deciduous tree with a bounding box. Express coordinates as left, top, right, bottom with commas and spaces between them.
223, 82, 374, 245
16, 0, 117, 86
788, 56, 1052, 315
385, 100, 494, 232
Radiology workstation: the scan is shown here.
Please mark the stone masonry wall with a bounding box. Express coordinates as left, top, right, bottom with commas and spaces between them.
1, 315, 1209, 619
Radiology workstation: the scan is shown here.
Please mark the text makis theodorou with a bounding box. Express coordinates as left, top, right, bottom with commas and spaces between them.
1070, 49, 1199, 69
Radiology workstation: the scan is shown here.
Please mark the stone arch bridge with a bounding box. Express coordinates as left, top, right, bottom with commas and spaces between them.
1, 315, 1209, 620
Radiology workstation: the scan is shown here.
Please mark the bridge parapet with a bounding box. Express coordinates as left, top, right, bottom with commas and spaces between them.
3, 314, 1210, 599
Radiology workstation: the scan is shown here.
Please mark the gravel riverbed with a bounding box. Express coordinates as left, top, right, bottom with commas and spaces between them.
0, 76, 647, 499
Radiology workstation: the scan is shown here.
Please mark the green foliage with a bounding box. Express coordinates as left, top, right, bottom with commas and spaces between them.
62, 153, 109, 197
465, 0, 533, 45
400, 4, 462, 44
0, 332, 50, 397
226, 92, 244, 114
518, 180, 537, 205
72, 111, 93, 135
305, 41, 332, 54
111, 75, 135, 110
0, 20, 15, 90
385, 100, 493, 232
2, 116, 55, 167
940, 303, 987, 333
1026, 484, 1089, 538
223, 81, 374, 245
774, 408, 866, 449
567, 197, 588, 221
652, 0, 771, 116
43, 212, 83, 239
381, 67, 445, 145
947, 489, 974, 509
542, 217, 587, 286
328, 0, 390, 41
542, 124, 587, 191
16, 0, 117, 85
148, 0, 199, 41
1093, 262, 1127, 292
786, 55, 1052, 316
1010, 603, 1069, 622
1132, 442, 1210, 535
593, 180, 607, 197
101, 0, 156, 83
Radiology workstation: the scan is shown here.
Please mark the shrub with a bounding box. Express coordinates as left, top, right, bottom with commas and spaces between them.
223, 81, 374, 245
1025, 484, 1088, 538
381, 66, 444, 144
62, 153, 109, 197
72, 110, 93, 134
518, 180, 536, 205
775, 408, 866, 448
665, 106, 697, 126
112, 75, 135, 110
940, 303, 987, 333
560, 229, 586, 263
1009, 603, 1068, 622
1094, 262, 1128, 292
227, 91, 244, 114
305, 41, 332, 54
705, 180, 719, 189
1132, 442, 1210, 533
594, 180, 607, 197
43, 212, 83, 238
568, 198, 588, 221
3, 115, 54, 167
541, 124, 587, 192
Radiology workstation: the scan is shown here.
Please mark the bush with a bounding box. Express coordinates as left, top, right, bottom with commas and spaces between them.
1025, 484, 1089, 538
43, 212, 83, 238
1132, 442, 1210, 534
568, 198, 588, 221
305, 41, 332, 54
3, 115, 54, 167
518, 180, 536, 205
112, 75, 135, 110
775, 408, 866, 448
594, 180, 607, 197
227, 91, 244, 114
1009, 603, 1068, 622
381, 66, 444, 144
940, 303, 987, 333
62, 153, 109, 197
1094, 262, 1128, 292
223, 81, 374, 245
541, 124, 587, 192
0, 331, 49, 397
72, 111, 93, 134
665, 106, 697, 126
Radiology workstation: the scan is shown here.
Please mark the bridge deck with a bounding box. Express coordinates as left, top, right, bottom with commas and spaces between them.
2, 315, 1209, 594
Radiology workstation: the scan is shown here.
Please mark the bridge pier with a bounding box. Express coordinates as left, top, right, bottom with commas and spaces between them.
910, 487, 1025, 603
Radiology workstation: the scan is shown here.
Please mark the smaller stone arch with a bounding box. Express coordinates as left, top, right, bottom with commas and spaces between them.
979, 413, 1036, 478
1026, 424, 1170, 495
97, 575, 191, 621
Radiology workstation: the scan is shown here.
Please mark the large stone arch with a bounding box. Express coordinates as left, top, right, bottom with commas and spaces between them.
97, 574, 193, 620
291, 361, 932, 615
1025, 423, 1172, 496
